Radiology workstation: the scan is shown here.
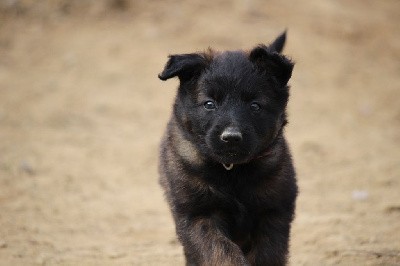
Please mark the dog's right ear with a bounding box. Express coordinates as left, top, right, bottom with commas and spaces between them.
158, 53, 209, 82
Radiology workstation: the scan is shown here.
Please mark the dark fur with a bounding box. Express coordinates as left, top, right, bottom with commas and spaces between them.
158, 31, 298, 266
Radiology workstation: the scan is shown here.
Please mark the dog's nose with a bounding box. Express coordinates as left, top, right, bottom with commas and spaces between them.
220, 127, 243, 143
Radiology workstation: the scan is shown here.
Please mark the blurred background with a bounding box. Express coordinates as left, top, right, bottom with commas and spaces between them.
0, 0, 399, 265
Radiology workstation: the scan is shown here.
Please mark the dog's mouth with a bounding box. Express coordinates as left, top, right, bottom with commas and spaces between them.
205, 131, 257, 165
211, 148, 252, 165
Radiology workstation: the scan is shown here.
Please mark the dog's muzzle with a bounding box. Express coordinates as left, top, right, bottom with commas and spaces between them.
219, 127, 243, 171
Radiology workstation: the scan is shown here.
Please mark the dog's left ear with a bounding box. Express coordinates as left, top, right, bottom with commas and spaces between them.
158, 53, 209, 82
249, 44, 294, 87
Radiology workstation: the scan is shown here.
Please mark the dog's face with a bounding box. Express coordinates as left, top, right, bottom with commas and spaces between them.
159, 33, 294, 165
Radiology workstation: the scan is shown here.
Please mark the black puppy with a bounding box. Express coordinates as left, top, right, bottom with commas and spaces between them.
158, 32, 297, 266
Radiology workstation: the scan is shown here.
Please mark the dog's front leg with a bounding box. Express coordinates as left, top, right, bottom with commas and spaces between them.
178, 216, 250, 266
245, 214, 292, 266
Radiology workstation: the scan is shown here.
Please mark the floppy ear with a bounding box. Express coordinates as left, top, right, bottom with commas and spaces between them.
249, 44, 294, 87
158, 53, 208, 82
269, 31, 287, 53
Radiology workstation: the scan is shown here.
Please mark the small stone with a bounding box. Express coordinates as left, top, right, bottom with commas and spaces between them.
105, 247, 126, 259
358, 102, 373, 116
19, 160, 35, 175
352, 190, 368, 201
109, 252, 126, 259
0, 240, 7, 248
385, 205, 400, 213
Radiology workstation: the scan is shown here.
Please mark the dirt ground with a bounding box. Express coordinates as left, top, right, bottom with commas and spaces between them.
0, 0, 399, 265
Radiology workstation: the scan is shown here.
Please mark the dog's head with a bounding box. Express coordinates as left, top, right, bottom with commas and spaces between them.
159, 32, 294, 165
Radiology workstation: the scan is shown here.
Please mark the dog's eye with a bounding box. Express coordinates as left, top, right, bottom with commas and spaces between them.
204, 101, 217, 110
250, 103, 261, 111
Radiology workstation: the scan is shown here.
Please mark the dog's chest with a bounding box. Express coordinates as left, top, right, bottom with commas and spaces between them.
207, 180, 260, 252
206, 170, 266, 220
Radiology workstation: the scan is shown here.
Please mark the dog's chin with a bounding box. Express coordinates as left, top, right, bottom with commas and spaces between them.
210, 149, 253, 165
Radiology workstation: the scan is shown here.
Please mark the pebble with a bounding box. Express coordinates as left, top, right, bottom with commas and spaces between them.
352, 190, 369, 201
19, 160, 35, 175
0, 240, 7, 248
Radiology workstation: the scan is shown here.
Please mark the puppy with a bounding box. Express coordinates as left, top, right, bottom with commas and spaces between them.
158, 31, 298, 266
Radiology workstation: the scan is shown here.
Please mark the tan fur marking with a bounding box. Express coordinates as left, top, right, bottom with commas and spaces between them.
190, 219, 248, 266
170, 122, 203, 166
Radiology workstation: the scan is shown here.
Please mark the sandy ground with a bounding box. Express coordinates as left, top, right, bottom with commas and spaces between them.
0, 0, 399, 265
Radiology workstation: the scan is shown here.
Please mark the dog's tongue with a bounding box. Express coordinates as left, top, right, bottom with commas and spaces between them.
222, 164, 234, 170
